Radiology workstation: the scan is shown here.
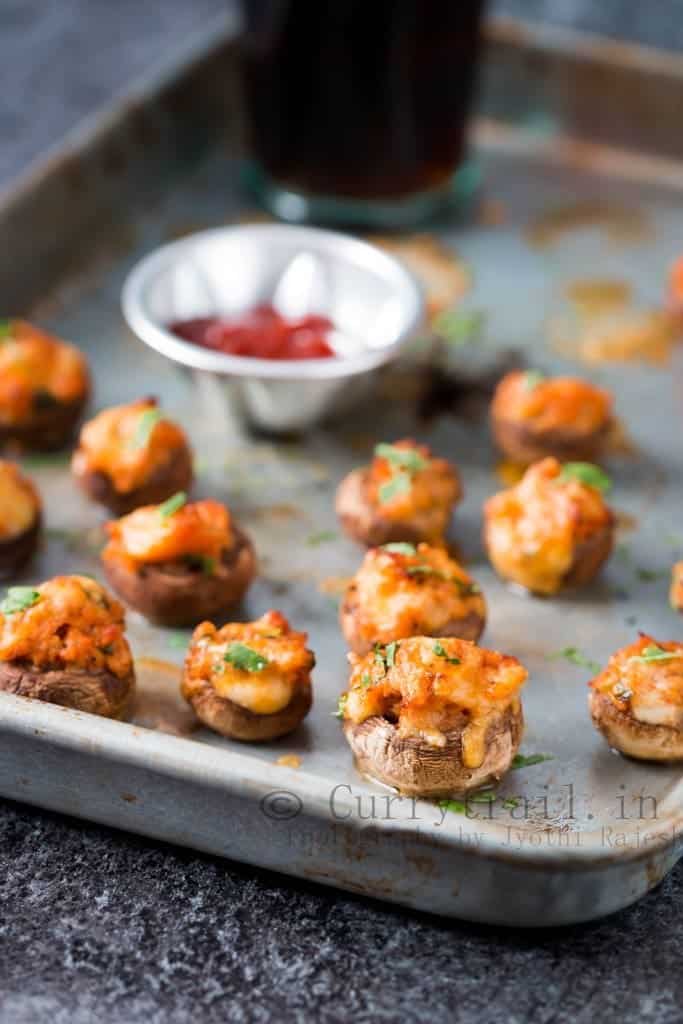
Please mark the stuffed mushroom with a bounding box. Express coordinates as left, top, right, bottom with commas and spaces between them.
336, 439, 461, 547
589, 636, 683, 761
0, 575, 135, 718
491, 370, 612, 465
0, 460, 42, 576
181, 610, 314, 741
340, 636, 527, 797
0, 319, 90, 450
72, 397, 193, 515
101, 493, 256, 627
341, 541, 486, 655
484, 457, 614, 596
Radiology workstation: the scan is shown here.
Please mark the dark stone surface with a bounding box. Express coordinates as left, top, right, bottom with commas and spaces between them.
2, 3, 683, 1021
1, 796, 682, 1024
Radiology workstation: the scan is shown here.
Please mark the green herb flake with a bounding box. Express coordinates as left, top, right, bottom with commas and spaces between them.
432, 309, 486, 348
360, 673, 373, 689
306, 530, 337, 547
433, 641, 461, 666
0, 586, 40, 615
636, 567, 668, 583
522, 369, 545, 391
631, 644, 681, 664
158, 491, 187, 518
501, 796, 521, 810
0, 320, 12, 339
333, 693, 348, 719
168, 632, 192, 650
558, 462, 611, 494
129, 407, 163, 450
551, 646, 601, 674
453, 578, 481, 597
223, 642, 269, 673
382, 542, 417, 556
378, 471, 411, 505
511, 753, 554, 769
406, 564, 440, 578
185, 553, 215, 575
438, 798, 468, 815
374, 443, 428, 474
385, 641, 398, 669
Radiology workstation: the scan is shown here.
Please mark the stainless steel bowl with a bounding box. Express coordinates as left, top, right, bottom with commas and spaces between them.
121, 224, 424, 432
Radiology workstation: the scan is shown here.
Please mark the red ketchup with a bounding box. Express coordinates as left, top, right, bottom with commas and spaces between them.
170, 304, 335, 360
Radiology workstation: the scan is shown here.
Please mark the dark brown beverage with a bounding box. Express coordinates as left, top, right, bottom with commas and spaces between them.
242, 0, 485, 205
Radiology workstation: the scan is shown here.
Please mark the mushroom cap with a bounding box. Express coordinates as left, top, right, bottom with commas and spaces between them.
103, 524, 255, 627
343, 701, 524, 798
491, 413, 610, 465
74, 442, 194, 515
589, 689, 683, 762
0, 391, 89, 452
0, 661, 135, 719
187, 676, 312, 742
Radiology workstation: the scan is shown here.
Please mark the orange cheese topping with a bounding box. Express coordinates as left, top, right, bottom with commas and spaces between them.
366, 439, 460, 535
0, 461, 40, 539
103, 498, 232, 571
0, 319, 89, 425
182, 611, 314, 715
0, 575, 132, 679
484, 457, 613, 595
591, 636, 683, 728
347, 543, 484, 647
72, 398, 189, 494
343, 636, 526, 751
492, 370, 611, 435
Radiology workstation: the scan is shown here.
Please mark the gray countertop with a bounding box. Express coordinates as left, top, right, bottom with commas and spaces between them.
2, 3, 683, 1021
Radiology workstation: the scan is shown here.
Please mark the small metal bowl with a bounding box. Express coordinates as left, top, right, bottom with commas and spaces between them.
121, 224, 424, 433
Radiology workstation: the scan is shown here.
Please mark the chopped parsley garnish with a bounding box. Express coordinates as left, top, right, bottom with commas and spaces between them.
306, 530, 337, 547
333, 694, 348, 718
0, 320, 11, 339
501, 796, 521, 810
522, 369, 545, 391
558, 462, 611, 494
0, 586, 40, 615
406, 563, 440, 577
223, 643, 269, 673
382, 542, 417, 556
378, 471, 411, 505
373, 642, 398, 673
636, 567, 668, 583
432, 309, 485, 348
185, 553, 215, 575
631, 644, 681, 663
453, 578, 481, 597
438, 798, 468, 815
385, 641, 398, 668
433, 641, 461, 665
374, 443, 428, 473
130, 407, 162, 449
511, 753, 554, 769
360, 673, 373, 689
551, 646, 601, 673
158, 491, 187, 518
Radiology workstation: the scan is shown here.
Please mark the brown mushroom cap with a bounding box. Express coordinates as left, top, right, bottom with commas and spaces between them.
340, 579, 485, 656
0, 661, 135, 719
589, 689, 683, 762
0, 391, 89, 452
491, 414, 610, 465
0, 512, 42, 579
187, 677, 312, 742
343, 702, 524, 798
74, 443, 194, 515
102, 525, 256, 627
563, 520, 614, 589
336, 468, 453, 548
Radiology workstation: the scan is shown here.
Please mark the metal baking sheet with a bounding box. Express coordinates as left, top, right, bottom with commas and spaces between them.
1, 18, 683, 926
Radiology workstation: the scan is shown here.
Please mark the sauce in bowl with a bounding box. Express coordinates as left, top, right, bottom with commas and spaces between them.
170, 304, 335, 360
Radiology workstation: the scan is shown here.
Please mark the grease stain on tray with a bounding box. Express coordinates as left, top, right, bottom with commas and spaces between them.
276, 754, 301, 769
527, 201, 652, 248
132, 657, 197, 737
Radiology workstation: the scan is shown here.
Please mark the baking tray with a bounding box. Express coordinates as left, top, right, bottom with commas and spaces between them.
1, 16, 683, 926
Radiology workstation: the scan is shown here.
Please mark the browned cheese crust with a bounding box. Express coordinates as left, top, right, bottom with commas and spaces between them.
589, 689, 683, 762
343, 702, 524, 798
0, 661, 135, 719
340, 580, 485, 656
335, 468, 448, 548
103, 525, 256, 627
76, 443, 194, 515
188, 676, 312, 742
